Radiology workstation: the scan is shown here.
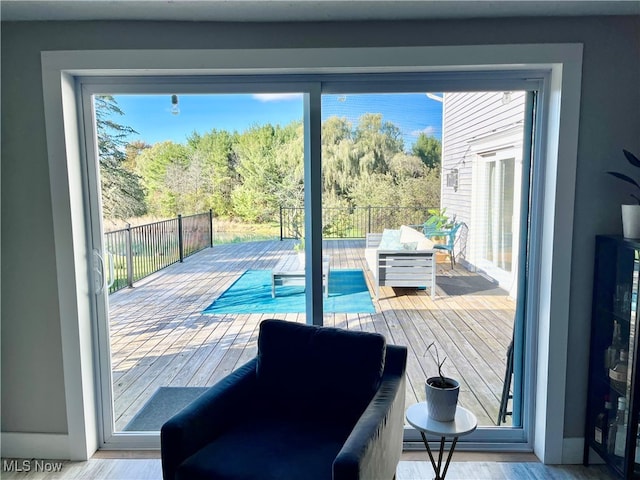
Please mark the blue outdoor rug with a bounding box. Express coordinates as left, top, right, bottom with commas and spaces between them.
203, 269, 375, 314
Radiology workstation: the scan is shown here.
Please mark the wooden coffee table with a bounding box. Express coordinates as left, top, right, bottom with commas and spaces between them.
271, 255, 330, 298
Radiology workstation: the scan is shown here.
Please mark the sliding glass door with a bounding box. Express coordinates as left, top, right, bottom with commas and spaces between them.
79, 75, 540, 450
486, 157, 516, 273
471, 153, 518, 286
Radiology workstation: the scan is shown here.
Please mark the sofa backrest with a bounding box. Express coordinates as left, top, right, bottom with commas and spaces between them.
399, 225, 435, 250
373, 226, 435, 251
256, 319, 386, 422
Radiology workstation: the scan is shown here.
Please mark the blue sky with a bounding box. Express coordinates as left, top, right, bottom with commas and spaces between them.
111, 92, 442, 150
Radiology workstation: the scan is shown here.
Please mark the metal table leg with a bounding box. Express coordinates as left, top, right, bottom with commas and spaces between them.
419, 432, 460, 480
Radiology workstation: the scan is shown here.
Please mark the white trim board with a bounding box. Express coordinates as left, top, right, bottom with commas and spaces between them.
40, 44, 583, 462
41, 45, 578, 75
1, 433, 70, 460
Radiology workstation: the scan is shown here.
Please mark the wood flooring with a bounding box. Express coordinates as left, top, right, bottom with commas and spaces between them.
0, 457, 615, 480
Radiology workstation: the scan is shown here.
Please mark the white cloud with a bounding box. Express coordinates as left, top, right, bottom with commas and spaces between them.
252, 93, 303, 102
410, 126, 437, 137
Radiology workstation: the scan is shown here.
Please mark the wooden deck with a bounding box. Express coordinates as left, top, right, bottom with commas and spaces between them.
108, 239, 515, 431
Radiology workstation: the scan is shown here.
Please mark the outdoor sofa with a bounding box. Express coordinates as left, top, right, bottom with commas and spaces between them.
365, 225, 437, 299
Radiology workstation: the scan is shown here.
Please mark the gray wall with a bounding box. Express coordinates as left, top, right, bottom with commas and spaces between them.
2, 16, 639, 441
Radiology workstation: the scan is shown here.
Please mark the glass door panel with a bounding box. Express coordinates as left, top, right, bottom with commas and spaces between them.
88, 92, 305, 442
318, 90, 531, 434
485, 157, 515, 272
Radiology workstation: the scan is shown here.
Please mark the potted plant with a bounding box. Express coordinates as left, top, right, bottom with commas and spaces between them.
424, 208, 457, 264
424, 208, 454, 231
425, 341, 460, 422
607, 149, 640, 238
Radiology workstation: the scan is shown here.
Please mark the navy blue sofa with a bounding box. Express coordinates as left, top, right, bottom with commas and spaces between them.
161, 319, 407, 480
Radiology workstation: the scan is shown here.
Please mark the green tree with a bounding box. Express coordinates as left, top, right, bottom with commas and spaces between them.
232, 122, 303, 222
388, 152, 427, 180
412, 133, 442, 170
353, 113, 404, 176
164, 150, 215, 214
123, 109, 442, 229
396, 170, 441, 208
135, 141, 191, 216
349, 173, 400, 208
349, 153, 440, 210
187, 129, 238, 216
322, 116, 358, 197
271, 122, 304, 209
95, 95, 147, 220
124, 140, 151, 172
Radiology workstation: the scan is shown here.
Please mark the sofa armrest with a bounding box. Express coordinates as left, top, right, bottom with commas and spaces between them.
161, 358, 258, 480
366, 233, 383, 248
333, 345, 408, 480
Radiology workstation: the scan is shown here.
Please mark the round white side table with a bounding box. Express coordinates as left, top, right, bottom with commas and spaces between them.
406, 402, 477, 480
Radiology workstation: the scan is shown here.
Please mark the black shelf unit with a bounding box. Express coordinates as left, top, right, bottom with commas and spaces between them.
584, 235, 640, 479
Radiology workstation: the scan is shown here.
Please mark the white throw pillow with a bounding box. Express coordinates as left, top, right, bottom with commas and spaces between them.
399, 225, 435, 250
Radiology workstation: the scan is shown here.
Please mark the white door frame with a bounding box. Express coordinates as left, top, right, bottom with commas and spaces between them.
41, 44, 583, 462
81, 77, 535, 450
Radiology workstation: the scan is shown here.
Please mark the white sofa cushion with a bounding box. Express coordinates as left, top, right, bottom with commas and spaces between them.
399, 225, 435, 250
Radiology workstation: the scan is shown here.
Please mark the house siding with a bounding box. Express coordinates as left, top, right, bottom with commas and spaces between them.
441, 91, 526, 293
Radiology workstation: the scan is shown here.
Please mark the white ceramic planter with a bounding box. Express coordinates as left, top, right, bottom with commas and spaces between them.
622, 205, 640, 238
425, 376, 460, 422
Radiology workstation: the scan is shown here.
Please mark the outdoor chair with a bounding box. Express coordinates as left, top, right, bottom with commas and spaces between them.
161, 319, 407, 480
423, 222, 462, 268
497, 339, 514, 425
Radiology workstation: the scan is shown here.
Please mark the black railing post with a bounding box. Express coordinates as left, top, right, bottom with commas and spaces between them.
178, 214, 184, 262
280, 206, 284, 241
126, 223, 134, 288
209, 209, 214, 247
367, 205, 372, 235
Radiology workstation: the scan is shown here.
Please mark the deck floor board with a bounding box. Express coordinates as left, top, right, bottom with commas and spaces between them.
108, 239, 515, 431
